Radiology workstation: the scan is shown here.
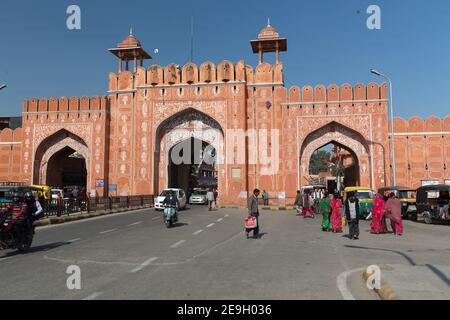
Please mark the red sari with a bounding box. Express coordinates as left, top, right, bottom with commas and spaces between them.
371, 194, 388, 234
331, 198, 343, 233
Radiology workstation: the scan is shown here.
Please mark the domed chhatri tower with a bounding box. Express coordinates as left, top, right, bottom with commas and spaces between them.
250, 19, 287, 64
108, 29, 152, 73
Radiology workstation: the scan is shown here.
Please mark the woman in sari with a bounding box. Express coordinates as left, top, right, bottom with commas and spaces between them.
331, 193, 343, 233
321, 193, 332, 232
371, 193, 388, 234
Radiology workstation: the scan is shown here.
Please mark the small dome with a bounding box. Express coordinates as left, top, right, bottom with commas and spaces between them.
258, 23, 280, 40
117, 34, 141, 48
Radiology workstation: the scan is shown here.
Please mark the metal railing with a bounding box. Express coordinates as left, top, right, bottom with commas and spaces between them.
34, 195, 155, 217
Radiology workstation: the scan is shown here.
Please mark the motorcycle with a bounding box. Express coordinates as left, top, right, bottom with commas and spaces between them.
163, 204, 178, 228
0, 210, 35, 252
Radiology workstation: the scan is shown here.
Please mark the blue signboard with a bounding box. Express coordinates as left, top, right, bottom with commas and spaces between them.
95, 179, 105, 188
109, 184, 117, 191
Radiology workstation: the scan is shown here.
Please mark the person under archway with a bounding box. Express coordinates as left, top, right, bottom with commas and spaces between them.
320, 192, 332, 232
371, 193, 388, 234
301, 191, 315, 219
331, 192, 343, 233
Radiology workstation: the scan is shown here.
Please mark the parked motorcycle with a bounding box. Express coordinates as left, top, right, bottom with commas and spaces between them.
0, 209, 35, 252
163, 204, 178, 228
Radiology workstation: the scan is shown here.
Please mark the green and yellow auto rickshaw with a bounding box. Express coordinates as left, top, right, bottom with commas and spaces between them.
343, 187, 375, 219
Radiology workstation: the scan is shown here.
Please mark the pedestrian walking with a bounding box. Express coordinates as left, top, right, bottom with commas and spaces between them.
294, 190, 303, 216
246, 189, 261, 239
384, 192, 403, 236
320, 192, 332, 232
331, 193, 343, 233
262, 190, 269, 206
301, 191, 315, 218
344, 192, 360, 240
371, 193, 388, 234
207, 189, 215, 211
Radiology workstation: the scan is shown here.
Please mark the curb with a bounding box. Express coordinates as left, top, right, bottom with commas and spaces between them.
362, 271, 399, 300
219, 206, 295, 211
33, 206, 154, 228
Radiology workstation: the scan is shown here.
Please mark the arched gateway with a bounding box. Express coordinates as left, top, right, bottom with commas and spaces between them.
9, 23, 449, 206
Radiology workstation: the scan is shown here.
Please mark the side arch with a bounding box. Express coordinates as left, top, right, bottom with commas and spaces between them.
33, 129, 89, 186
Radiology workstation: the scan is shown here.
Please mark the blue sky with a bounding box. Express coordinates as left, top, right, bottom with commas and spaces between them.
1, 0, 449, 118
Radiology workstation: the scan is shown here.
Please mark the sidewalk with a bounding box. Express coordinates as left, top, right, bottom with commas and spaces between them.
364, 264, 450, 300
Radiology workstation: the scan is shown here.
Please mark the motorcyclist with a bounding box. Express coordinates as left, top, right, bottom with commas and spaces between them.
162, 191, 179, 220
0, 192, 29, 242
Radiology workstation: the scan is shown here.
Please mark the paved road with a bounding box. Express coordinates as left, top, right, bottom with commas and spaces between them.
0, 205, 449, 300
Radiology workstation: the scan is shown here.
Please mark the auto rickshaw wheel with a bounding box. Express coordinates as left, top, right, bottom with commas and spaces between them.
423, 212, 433, 225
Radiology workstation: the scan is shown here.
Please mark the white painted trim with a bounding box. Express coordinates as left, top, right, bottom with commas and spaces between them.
281, 99, 388, 106
391, 131, 450, 136
0, 142, 21, 145
137, 80, 246, 90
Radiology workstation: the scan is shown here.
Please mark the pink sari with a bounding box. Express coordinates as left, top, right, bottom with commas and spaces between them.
331, 198, 343, 232
371, 194, 388, 234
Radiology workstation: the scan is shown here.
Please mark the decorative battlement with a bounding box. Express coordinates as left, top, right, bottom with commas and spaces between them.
22, 96, 109, 121
108, 61, 285, 91
393, 116, 450, 134
282, 83, 387, 105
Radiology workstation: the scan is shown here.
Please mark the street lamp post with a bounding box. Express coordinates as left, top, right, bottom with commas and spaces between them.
370, 68, 396, 186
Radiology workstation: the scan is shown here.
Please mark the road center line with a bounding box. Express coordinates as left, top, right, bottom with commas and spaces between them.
130, 257, 158, 273
193, 230, 203, 235
83, 292, 103, 300
99, 228, 118, 234
216, 218, 223, 222
207, 223, 215, 228
128, 221, 142, 226
224, 214, 229, 217
68, 238, 81, 243
170, 240, 186, 248
152, 217, 160, 220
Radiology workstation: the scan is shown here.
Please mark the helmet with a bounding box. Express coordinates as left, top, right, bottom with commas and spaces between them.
25, 192, 35, 202
12, 192, 23, 204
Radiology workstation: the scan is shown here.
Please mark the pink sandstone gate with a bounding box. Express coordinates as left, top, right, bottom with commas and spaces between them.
1, 23, 449, 205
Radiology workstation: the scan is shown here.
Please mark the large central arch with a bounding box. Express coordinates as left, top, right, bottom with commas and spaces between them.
300, 122, 372, 189
153, 108, 225, 197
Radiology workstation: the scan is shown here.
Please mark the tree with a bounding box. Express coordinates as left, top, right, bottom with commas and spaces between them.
309, 150, 331, 175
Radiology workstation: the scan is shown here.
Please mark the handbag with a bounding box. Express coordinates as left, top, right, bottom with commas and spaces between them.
342, 216, 347, 226
245, 216, 258, 229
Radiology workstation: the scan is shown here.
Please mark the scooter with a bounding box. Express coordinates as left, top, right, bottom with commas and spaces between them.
163, 204, 178, 228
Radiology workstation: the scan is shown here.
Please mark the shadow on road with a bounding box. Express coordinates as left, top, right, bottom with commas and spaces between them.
0, 241, 71, 259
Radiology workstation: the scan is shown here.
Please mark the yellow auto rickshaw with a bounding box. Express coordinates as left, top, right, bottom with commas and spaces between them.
343, 187, 375, 219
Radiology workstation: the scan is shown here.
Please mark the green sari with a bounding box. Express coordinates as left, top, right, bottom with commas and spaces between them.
320, 198, 332, 231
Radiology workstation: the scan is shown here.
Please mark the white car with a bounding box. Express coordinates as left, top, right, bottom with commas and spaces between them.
189, 190, 208, 205
154, 188, 187, 211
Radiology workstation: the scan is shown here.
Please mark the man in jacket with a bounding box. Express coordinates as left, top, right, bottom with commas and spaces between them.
344, 192, 360, 240
247, 189, 261, 239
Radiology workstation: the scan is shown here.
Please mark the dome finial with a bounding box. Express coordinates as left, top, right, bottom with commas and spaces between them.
267, 18, 271, 27
130, 26, 133, 36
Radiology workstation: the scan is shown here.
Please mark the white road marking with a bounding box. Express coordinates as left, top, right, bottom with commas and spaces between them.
99, 228, 118, 234
224, 214, 229, 217
83, 292, 103, 300
206, 223, 215, 228
216, 218, 223, 222
336, 268, 366, 300
0, 257, 11, 263
128, 221, 142, 226
152, 217, 160, 220
130, 257, 158, 273
193, 229, 203, 235
170, 240, 186, 248
68, 238, 81, 243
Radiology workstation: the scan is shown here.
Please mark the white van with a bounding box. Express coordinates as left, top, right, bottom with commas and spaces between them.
154, 188, 187, 211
